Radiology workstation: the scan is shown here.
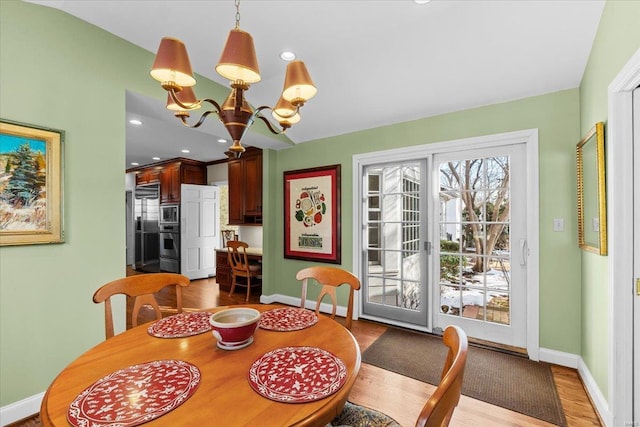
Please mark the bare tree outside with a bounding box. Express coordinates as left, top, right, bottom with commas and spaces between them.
440, 157, 510, 273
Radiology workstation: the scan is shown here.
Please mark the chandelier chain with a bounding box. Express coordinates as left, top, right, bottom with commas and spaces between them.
235, 0, 241, 29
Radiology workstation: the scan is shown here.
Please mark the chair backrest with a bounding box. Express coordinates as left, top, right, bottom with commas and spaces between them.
227, 240, 251, 274
415, 325, 468, 427
221, 229, 237, 247
92, 273, 190, 339
295, 266, 361, 330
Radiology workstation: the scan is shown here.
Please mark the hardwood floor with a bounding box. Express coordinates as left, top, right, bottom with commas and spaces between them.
12, 274, 602, 427
348, 320, 602, 427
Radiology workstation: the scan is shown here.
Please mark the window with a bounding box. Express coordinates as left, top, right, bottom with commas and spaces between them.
402, 175, 420, 258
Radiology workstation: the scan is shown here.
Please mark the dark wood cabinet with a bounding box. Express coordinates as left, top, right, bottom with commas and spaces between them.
130, 158, 207, 204
160, 163, 181, 204
243, 154, 262, 216
215, 250, 232, 290
227, 159, 244, 224
228, 148, 262, 225
135, 168, 160, 185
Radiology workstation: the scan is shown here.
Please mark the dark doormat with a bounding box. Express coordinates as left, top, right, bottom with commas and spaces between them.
362, 328, 566, 426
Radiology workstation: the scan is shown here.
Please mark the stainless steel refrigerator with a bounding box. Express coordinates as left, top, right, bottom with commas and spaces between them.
134, 184, 160, 272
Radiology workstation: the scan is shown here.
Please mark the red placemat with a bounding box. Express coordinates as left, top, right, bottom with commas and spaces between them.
147, 312, 213, 338
68, 360, 200, 427
248, 346, 347, 403
258, 307, 318, 331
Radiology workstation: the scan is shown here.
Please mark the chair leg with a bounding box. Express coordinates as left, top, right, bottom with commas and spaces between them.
245, 276, 251, 302
229, 274, 236, 297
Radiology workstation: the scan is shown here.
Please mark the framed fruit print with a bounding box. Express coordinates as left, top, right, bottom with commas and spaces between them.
284, 164, 341, 263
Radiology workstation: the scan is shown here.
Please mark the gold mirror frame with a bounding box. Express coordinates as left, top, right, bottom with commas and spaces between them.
576, 122, 607, 255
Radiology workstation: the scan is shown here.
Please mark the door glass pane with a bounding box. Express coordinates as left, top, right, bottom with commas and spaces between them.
438, 155, 511, 325
365, 163, 422, 311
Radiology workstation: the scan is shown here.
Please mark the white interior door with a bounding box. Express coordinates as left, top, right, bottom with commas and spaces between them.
433, 143, 527, 348
181, 184, 219, 280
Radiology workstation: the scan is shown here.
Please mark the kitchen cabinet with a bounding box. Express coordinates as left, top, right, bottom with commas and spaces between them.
159, 161, 207, 204
131, 158, 207, 204
227, 159, 244, 224
135, 168, 160, 185
243, 154, 262, 216
215, 250, 232, 289
160, 163, 181, 204
228, 147, 262, 225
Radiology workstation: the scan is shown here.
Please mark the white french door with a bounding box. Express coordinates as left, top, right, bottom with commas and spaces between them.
432, 144, 527, 348
354, 130, 537, 350
361, 161, 428, 327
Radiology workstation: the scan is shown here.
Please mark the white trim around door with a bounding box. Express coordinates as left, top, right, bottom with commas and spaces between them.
352, 128, 540, 359
607, 47, 640, 427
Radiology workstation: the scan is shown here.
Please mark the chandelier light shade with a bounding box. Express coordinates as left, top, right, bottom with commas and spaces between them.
150, 37, 196, 88
215, 29, 261, 84
282, 60, 318, 105
272, 96, 301, 127
149, 0, 317, 158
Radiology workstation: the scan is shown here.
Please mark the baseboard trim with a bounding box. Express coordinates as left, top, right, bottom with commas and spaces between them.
577, 357, 612, 427
259, 293, 347, 317
536, 348, 611, 425
0, 392, 44, 426
539, 347, 579, 368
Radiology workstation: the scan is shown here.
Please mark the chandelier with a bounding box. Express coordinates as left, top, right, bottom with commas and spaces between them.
150, 0, 317, 158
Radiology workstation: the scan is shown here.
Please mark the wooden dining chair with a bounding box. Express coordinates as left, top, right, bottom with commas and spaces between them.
227, 240, 262, 301
329, 325, 468, 427
221, 229, 237, 247
295, 266, 361, 330
92, 273, 190, 339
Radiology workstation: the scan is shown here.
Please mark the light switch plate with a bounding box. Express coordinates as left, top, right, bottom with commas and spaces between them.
553, 218, 564, 232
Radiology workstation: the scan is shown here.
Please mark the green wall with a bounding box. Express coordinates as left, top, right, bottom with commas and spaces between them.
263, 88, 583, 354
578, 0, 640, 401
0, 0, 231, 405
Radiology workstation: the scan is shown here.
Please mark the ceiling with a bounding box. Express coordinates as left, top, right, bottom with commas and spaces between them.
28, 0, 605, 167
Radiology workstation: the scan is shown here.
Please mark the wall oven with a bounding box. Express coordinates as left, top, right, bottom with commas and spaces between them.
159, 224, 180, 273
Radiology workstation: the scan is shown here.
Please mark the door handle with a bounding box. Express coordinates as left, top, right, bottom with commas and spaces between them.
519, 239, 527, 266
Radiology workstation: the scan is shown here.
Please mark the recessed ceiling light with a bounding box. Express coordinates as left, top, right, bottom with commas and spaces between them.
131, 162, 139, 166
129, 119, 143, 125
280, 51, 296, 61
181, 149, 190, 153
218, 138, 228, 144
414, 0, 431, 4
152, 157, 160, 161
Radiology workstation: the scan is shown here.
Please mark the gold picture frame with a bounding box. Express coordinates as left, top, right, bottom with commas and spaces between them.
0, 119, 64, 246
576, 122, 606, 255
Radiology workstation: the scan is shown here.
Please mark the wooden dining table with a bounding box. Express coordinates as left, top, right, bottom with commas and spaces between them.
40, 304, 361, 427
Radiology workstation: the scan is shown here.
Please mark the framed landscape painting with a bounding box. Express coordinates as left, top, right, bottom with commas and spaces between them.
0, 119, 64, 246
284, 164, 341, 263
